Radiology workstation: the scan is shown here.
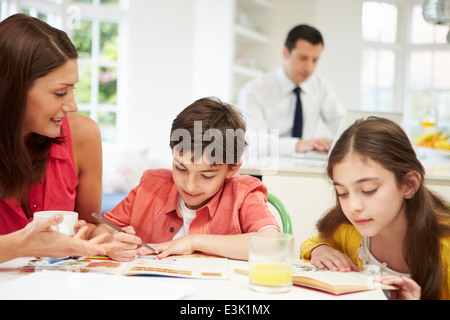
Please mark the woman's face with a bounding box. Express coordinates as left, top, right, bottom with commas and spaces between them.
23, 59, 79, 138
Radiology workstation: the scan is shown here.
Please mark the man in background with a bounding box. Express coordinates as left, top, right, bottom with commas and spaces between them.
238, 24, 345, 158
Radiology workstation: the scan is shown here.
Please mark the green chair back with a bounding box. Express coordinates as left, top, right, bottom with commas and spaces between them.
267, 192, 293, 235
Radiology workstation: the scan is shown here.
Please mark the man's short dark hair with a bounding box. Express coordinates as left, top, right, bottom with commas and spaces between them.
285, 24, 324, 51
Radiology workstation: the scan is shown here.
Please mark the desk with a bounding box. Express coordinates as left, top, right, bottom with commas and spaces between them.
240, 156, 450, 258
0, 257, 386, 300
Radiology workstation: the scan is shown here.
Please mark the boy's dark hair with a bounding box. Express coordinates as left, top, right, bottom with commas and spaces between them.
170, 97, 247, 165
285, 24, 324, 51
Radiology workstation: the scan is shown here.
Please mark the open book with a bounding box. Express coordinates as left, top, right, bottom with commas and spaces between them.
236, 260, 396, 295
19, 255, 229, 280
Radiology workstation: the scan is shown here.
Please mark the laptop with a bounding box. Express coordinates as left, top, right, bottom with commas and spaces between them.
292, 110, 403, 161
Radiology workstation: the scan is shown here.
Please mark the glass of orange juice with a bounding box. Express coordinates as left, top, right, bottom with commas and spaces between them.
249, 233, 294, 293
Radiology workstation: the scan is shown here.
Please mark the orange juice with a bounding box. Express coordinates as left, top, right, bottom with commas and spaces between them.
249, 263, 292, 286
421, 121, 436, 128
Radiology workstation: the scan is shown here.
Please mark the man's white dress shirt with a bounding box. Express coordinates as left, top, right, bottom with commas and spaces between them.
238, 66, 345, 157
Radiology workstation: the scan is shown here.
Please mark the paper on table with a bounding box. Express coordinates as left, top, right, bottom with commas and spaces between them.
0, 270, 194, 300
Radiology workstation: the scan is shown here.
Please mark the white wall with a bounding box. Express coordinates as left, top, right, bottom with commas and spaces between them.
124, 0, 197, 166
313, 0, 363, 111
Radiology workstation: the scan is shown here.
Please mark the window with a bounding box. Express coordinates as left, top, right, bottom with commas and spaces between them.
1, 0, 128, 143
361, 0, 450, 140
407, 3, 450, 138
69, 0, 128, 143
360, 1, 398, 112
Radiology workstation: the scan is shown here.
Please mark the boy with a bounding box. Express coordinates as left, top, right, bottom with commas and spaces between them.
92, 97, 280, 261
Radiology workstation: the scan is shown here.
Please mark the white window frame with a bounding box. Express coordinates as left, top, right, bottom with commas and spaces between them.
361, 0, 450, 137
65, 0, 129, 143
402, 0, 450, 136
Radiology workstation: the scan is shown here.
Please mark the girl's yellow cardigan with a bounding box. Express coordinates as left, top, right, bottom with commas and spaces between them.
300, 223, 450, 300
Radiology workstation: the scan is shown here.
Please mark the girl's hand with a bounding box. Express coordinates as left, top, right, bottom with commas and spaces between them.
310, 244, 359, 272
379, 275, 421, 300
102, 226, 142, 262
138, 235, 195, 259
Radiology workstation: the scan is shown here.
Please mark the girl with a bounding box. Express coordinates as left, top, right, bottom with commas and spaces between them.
301, 117, 450, 300
0, 14, 102, 235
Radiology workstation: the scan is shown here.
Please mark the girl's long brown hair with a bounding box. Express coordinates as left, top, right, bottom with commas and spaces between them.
0, 14, 78, 204
317, 116, 450, 300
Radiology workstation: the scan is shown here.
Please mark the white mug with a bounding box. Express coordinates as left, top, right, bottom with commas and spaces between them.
33, 211, 78, 236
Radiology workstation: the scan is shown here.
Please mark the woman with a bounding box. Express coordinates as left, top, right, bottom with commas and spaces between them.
0, 14, 102, 236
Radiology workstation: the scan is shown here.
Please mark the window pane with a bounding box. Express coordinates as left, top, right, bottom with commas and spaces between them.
37, 13, 48, 23
411, 90, 432, 122
361, 48, 377, 87
434, 51, 450, 89
378, 3, 397, 43
378, 89, 394, 111
411, 4, 449, 44
99, 67, 117, 104
411, 5, 434, 44
72, 20, 93, 59
360, 88, 377, 111
100, 21, 119, 62
377, 50, 395, 88
101, 0, 119, 5
98, 112, 117, 142
362, 2, 397, 43
437, 91, 450, 124
410, 51, 433, 88
362, 2, 380, 42
76, 64, 92, 104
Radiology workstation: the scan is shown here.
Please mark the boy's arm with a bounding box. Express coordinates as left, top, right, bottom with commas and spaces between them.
192, 227, 279, 260
142, 227, 279, 260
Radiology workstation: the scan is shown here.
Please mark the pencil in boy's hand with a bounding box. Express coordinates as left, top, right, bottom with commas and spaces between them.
91, 213, 159, 254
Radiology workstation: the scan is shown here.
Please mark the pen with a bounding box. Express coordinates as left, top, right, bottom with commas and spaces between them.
92, 213, 159, 254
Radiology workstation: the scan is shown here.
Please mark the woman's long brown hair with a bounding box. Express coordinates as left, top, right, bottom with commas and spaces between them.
0, 14, 78, 204
317, 116, 450, 299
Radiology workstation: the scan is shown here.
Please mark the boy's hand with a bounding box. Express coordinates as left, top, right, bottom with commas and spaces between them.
102, 226, 142, 262
138, 235, 195, 259
310, 244, 359, 272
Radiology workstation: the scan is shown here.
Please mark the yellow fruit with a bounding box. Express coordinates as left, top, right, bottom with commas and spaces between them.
434, 140, 450, 150
415, 131, 449, 150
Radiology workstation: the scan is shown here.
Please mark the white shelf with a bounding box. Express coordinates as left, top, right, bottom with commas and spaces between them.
233, 64, 265, 78
234, 24, 271, 45
239, 0, 273, 10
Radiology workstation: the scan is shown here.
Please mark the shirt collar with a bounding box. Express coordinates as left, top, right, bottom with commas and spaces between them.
276, 66, 296, 96
277, 66, 314, 95
164, 180, 225, 218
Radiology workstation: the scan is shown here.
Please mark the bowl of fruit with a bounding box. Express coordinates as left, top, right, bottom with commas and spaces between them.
414, 131, 450, 159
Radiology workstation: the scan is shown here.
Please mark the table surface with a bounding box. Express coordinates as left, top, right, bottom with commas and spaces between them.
0, 257, 387, 300
240, 156, 450, 181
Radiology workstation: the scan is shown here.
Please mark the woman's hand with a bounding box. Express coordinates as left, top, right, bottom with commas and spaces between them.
17, 214, 107, 259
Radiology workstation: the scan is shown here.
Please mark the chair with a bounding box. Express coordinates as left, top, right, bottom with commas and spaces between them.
267, 192, 293, 235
